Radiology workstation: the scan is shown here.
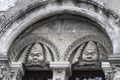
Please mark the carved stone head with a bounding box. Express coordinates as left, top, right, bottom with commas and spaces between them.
82, 41, 98, 61
27, 43, 45, 65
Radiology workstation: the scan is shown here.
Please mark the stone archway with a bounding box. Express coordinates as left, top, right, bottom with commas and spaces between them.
7, 14, 112, 80
0, 0, 119, 80
1, 0, 120, 56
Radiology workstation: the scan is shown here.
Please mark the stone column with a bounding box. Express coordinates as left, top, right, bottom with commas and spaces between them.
50, 62, 71, 80
102, 62, 113, 80
10, 62, 24, 80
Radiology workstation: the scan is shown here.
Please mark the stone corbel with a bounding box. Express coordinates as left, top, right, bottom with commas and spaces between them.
50, 62, 71, 80
10, 62, 24, 80
102, 62, 113, 80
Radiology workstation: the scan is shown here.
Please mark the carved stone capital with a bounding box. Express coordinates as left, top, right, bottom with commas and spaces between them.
0, 63, 11, 80
102, 62, 113, 80
0, 65, 6, 80
50, 62, 71, 80
113, 67, 120, 80
0, 55, 9, 80
108, 54, 120, 80
10, 62, 24, 80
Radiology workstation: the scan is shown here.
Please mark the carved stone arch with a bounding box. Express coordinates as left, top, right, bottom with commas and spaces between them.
64, 34, 113, 63
0, 0, 120, 57
8, 34, 60, 63
0, 0, 119, 80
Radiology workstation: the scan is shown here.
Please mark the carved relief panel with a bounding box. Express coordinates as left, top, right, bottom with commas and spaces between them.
81, 41, 98, 62
65, 34, 112, 70
8, 34, 59, 70
8, 15, 113, 70
77, 40, 105, 67
25, 43, 46, 66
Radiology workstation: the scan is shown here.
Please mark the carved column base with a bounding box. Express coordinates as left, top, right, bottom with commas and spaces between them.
50, 62, 71, 80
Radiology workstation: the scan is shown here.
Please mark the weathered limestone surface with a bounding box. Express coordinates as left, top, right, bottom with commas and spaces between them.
0, 0, 17, 11
0, 0, 120, 80
103, 0, 120, 16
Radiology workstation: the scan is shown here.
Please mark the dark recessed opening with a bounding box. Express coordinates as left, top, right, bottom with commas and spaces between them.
69, 70, 105, 80
22, 71, 52, 80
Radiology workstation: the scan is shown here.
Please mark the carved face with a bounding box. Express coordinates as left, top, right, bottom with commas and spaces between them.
28, 43, 44, 64
82, 41, 98, 61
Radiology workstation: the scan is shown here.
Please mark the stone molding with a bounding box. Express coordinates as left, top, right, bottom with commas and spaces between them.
50, 62, 71, 70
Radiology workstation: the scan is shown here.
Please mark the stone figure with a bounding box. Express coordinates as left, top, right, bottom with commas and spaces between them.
27, 43, 45, 66
82, 41, 98, 62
